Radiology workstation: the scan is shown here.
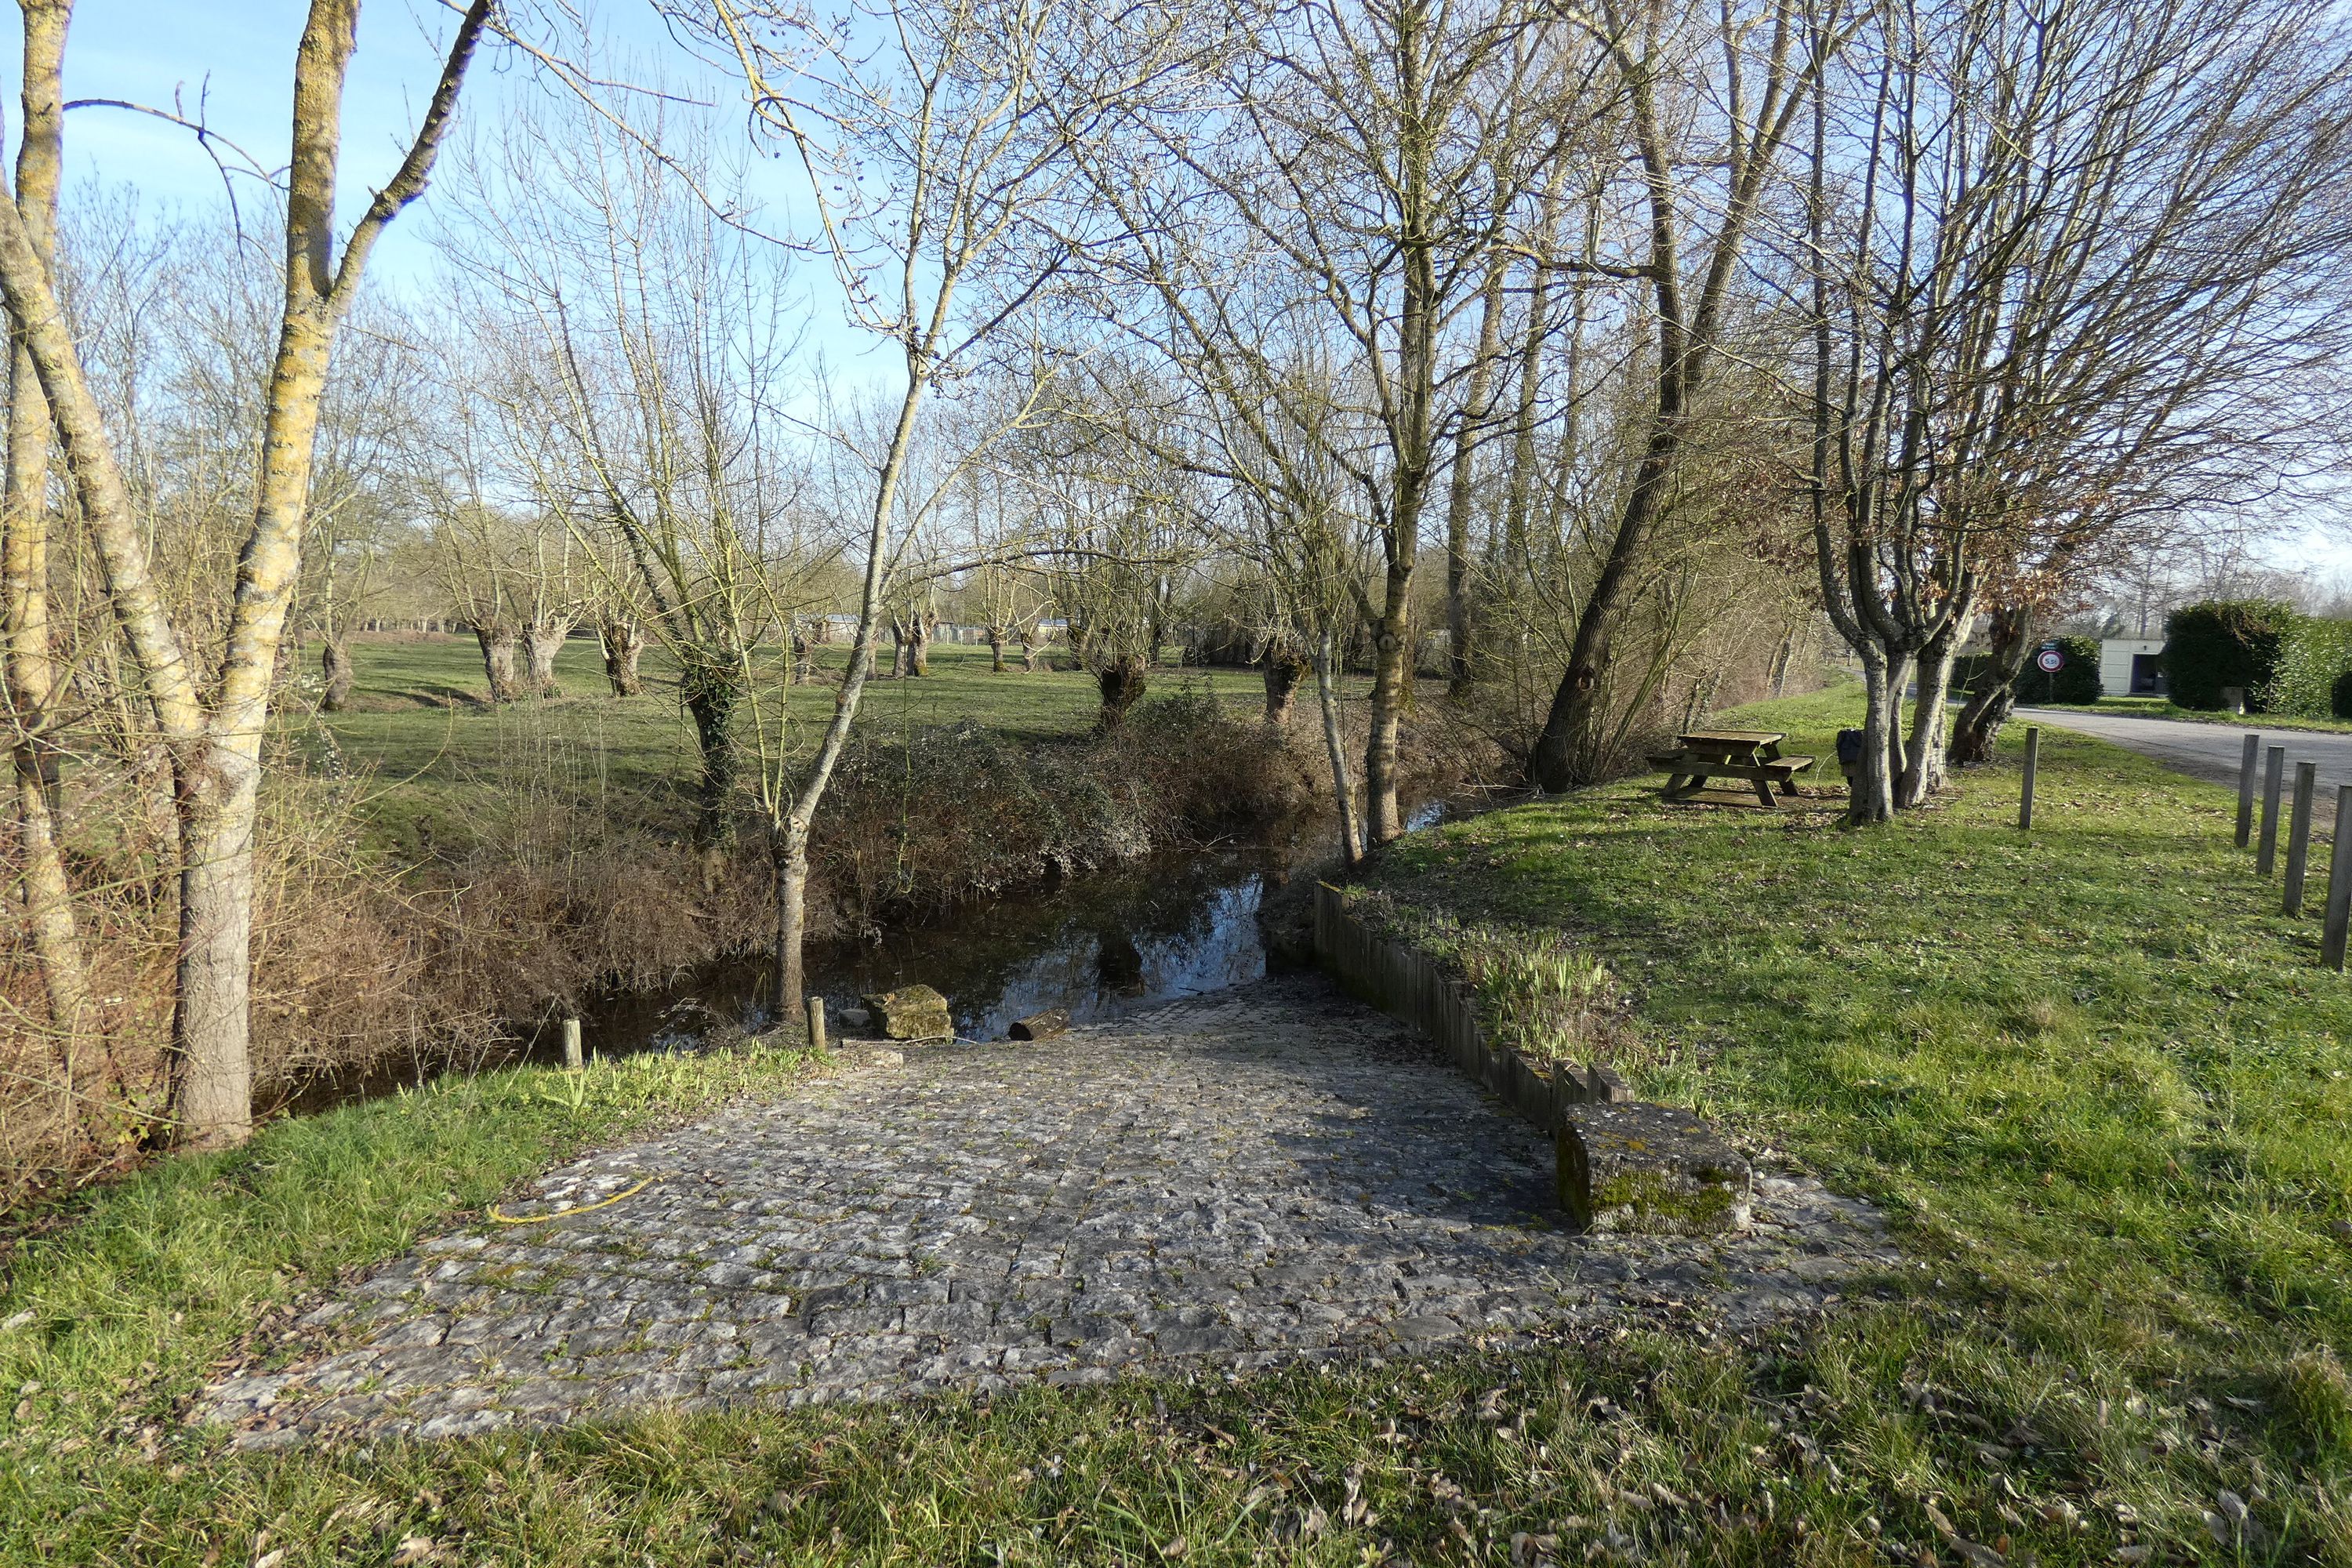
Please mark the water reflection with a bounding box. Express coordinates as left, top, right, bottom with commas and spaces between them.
583, 850, 1281, 1051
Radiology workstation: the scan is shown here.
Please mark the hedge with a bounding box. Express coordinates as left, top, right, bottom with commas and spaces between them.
2266, 615, 2352, 717
2161, 601, 2296, 710
2160, 600, 2352, 716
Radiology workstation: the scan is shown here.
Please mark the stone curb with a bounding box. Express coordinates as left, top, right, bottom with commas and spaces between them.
1310, 884, 1751, 1235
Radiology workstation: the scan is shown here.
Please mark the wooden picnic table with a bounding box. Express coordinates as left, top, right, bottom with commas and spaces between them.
1650, 728, 1817, 808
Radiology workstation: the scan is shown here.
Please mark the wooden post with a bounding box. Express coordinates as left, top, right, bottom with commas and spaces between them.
2236, 733, 2261, 848
2017, 727, 2040, 830
2257, 746, 2287, 876
2285, 760, 2319, 915
561, 1017, 583, 1071
805, 995, 827, 1054
2325, 786, 2352, 971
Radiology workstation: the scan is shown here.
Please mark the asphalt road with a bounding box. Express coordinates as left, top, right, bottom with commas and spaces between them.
2017, 706, 2352, 807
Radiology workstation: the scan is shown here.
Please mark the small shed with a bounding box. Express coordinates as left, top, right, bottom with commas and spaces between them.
2100, 637, 2166, 696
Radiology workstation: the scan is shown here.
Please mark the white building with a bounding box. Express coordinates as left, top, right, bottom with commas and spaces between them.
2100, 637, 2165, 696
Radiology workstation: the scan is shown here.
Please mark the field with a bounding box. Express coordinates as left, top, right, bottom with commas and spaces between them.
5, 689, 2348, 1563
300, 633, 1278, 855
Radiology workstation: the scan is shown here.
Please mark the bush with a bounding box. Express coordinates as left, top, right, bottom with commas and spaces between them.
2263, 615, 2352, 717
1953, 635, 2100, 704
2161, 600, 2296, 710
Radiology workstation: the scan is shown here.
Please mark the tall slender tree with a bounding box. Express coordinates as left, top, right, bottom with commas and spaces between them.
0, 0, 493, 1148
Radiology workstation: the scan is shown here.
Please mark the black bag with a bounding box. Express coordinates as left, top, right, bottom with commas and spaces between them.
1835, 728, 1866, 765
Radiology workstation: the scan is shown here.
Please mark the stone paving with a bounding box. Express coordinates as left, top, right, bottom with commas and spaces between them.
194, 975, 1895, 1447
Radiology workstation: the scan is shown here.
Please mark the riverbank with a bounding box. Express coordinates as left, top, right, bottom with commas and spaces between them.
4, 636, 1486, 1200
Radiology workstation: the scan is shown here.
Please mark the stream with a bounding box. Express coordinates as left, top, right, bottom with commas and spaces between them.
284, 804, 1447, 1112
583, 845, 1295, 1054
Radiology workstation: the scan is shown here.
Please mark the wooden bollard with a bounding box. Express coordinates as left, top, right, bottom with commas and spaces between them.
2325, 786, 2352, 971
561, 1017, 583, 1071
805, 995, 827, 1054
2285, 760, 2319, 915
2236, 733, 2262, 848
2257, 746, 2287, 875
2017, 726, 2040, 830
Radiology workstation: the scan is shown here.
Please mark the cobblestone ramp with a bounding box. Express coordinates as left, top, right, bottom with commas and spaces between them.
197, 975, 1893, 1446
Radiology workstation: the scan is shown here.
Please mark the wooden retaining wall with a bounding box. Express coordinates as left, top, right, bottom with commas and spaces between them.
1311, 884, 1627, 1143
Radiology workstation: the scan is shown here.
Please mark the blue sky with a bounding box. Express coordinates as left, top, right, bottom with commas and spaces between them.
16, 2, 744, 289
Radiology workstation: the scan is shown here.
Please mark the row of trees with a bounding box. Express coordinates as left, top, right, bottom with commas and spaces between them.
7, 0, 2351, 1152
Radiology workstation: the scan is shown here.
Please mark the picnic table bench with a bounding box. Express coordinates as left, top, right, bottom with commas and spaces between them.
1648, 729, 1817, 808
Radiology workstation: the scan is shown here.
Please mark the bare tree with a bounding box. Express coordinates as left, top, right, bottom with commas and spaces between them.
1526, 0, 1827, 789
0, 0, 495, 1147
1796, 0, 2352, 818
3, 0, 93, 1127
1091, 0, 1597, 844
656, 0, 1174, 1009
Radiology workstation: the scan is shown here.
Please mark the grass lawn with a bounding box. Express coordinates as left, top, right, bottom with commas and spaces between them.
2042, 693, 2352, 735
296, 633, 1277, 855
5, 688, 2347, 1563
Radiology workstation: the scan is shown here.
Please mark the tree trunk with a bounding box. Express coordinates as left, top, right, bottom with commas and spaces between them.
772, 820, 810, 1021
1847, 646, 1907, 826
681, 660, 740, 847
1444, 259, 1508, 697
1949, 606, 2031, 766
3, 0, 89, 1093
1021, 633, 1047, 673
1362, 555, 1414, 846
1315, 630, 1361, 868
1769, 627, 1797, 699
1262, 645, 1306, 725
319, 637, 354, 710
601, 619, 644, 696
1526, 419, 1678, 791
986, 625, 1007, 673
1095, 656, 1147, 730
168, 776, 258, 1151
523, 619, 567, 697
888, 616, 910, 677
907, 611, 934, 676
1900, 627, 1962, 807
474, 626, 521, 702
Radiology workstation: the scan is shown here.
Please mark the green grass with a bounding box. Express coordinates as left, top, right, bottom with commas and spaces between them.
2042, 693, 2352, 734
297, 633, 1276, 855
1365, 688, 2352, 1561
9, 688, 2349, 1563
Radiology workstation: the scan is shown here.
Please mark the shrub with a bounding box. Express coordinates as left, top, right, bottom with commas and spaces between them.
2161, 600, 2296, 710
2013, 635, 2103, 704
2263, 615, 2352, 717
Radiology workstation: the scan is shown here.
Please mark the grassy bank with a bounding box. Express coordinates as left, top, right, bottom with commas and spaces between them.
2043, 693, 2352, 734
302, 634, 1279, 856
6, 689, 2347, 1563
1363, 688, 2352, 1561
